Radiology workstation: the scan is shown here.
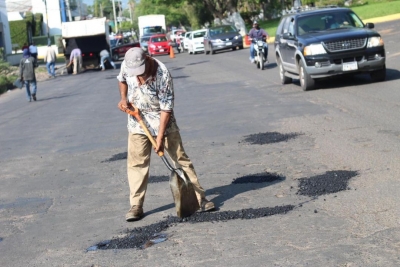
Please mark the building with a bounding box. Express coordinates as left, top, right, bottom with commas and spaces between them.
5, 0, 88, 37
0, 0, 12, 57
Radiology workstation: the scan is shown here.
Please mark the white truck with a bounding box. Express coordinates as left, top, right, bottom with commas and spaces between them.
138, 15, 166, 38
61, 17, 111, 73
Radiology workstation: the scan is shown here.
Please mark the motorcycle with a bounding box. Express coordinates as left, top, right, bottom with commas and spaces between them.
252, 38, 268, 70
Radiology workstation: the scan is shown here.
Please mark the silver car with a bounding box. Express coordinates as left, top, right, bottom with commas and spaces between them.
203, 25, 243, 55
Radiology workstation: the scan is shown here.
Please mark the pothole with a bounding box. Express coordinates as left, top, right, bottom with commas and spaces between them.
297, 170, 358, 197
232, 172, 284, 184
240, 132, 301, 145
89, 205, 294, 250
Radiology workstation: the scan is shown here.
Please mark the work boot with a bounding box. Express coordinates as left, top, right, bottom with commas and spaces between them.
32, 94, 36, 101
199, 198, 215, 212
125, 205, 143, 222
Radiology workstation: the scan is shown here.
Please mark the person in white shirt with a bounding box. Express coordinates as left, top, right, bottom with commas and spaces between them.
43, 44, 57, 78
29, 42, 38, 62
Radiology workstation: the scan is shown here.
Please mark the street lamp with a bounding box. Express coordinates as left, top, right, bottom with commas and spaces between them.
43, 0, 50, 44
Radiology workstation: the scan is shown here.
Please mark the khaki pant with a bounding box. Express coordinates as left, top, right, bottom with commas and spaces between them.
73, 55, 82, 74
127, 131, 205, 207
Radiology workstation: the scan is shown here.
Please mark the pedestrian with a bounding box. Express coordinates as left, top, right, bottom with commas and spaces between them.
68, 48, 82, 75
117, 47, 215, 222
99, 49, 116, 71
22, 43, 29, 51
19, 49, 38, 102
44, 44, 57, 78
247, 21, 269, 63
29, 42, 38, 62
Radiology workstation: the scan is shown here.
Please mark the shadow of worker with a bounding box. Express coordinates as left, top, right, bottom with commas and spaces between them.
145, 172, 286, 216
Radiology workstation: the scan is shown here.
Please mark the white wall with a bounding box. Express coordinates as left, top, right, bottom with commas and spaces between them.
32, 0, 62, 36
0, 0, 12, 55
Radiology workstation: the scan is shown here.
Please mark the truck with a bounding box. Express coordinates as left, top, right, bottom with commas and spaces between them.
138, 15, 166, 38
61, 18, 111, 73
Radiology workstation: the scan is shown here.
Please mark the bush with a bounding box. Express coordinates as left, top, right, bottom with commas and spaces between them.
0, 59, 19, 95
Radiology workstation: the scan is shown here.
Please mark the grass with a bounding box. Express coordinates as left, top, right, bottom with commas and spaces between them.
258, 0, 400, 37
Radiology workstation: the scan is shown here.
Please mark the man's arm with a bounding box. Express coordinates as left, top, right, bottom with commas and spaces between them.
117, 81, 129, 111
155, 110, 171, 153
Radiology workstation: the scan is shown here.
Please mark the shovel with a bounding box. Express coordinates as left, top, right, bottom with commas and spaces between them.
122, 104, 200, 218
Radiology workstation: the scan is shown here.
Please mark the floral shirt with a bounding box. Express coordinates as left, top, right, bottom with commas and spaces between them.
117, 58, 179, 136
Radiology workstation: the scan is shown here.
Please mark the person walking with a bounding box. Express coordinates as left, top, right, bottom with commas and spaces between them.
44, 44, 57, 78
116, 47, 215, 222
99, 49, 116, 71
28, 42, 38, 62
19, 49, 38, 102
69, 48, 82, 75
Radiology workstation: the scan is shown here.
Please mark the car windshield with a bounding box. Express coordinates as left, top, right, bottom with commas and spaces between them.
210, 25, 237, 36
297, 11, 364, 35
140, 37, 150, 43
193, 31, 206, 38
151, 36, 168, 42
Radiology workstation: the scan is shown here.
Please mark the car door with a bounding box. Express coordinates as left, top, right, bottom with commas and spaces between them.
280, 16, 298, 73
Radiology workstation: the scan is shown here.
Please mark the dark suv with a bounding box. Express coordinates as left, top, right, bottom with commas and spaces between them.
274, 7, 386, 91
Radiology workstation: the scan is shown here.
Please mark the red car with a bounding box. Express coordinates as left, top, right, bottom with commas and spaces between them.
147, 34, 170, 57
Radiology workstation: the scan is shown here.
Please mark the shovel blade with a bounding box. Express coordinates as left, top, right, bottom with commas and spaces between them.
169, 170, 200, 218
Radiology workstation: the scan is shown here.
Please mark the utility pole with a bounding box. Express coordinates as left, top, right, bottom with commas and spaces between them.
65, 0, 73, 21
100, 3, 103, 17
112, 0, 118, 33
43, 0, 50, 44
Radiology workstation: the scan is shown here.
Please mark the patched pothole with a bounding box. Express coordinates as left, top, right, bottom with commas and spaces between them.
232, 172, 284, 184
297, 170, 358, 197
89, 205, 295, 250
240, 132, 302, 145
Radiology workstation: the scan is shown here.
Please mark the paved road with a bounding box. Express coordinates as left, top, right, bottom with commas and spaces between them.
1, 19, 400, 266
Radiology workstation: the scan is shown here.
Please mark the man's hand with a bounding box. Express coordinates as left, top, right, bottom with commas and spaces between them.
118, 99, 129, 112
154, 135, 165, 153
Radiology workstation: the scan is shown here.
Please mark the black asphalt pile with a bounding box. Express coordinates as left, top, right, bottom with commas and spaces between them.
101, 152, 127, 162
297, 170, 358, 197
94, 205, 294, 250
241, 132, 301, 145
232, 172, 284, 184
149, 175, 169, 183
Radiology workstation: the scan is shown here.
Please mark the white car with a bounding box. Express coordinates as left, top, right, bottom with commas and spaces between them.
183, 31, 192, 50
187, 29, 207, 54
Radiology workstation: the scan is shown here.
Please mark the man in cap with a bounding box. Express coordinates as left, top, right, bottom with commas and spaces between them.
117, 47, 215, 222
247, 21, 269, 63
19, 49, 38, 102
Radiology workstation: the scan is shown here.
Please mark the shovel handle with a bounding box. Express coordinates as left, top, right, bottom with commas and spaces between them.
122, 103, 164, 157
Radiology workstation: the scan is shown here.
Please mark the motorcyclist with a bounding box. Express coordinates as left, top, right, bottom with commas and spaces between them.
248, 21, 269, 63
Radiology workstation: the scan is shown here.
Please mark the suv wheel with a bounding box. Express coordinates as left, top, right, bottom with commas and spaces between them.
370, 65, 386, 82
112, 53, 119, 61
277, 57, 292, 84
299, 60, 315, 91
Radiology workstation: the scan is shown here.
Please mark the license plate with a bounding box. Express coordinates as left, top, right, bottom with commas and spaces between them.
160, 49, 164, 52
342, 62, 358, 71
226, 42, 232, 45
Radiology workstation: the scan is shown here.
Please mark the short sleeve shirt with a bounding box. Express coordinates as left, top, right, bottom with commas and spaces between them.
117, 58, 179, 136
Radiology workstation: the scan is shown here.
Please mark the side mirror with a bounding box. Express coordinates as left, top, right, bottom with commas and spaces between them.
365, 22, 374, 29
282, 32, 294, 39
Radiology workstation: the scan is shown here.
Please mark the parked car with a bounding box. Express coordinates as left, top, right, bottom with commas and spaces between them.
147, 34, 170, 57
170, 29, 186, 43
274, 7, 386, 91
110, 37, 140, 61
203, 25, 243, 55
187, 29, 207, 54
182, 31, 192, 51
140, 36, 151, 53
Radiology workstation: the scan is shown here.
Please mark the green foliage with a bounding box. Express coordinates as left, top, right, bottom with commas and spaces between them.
34, 13, 44, 36
9, 20, 30, 50
119, 21, 133, 31
352, 0, 400, 19
0, 59, 18, 95
314, 0, 344, 7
